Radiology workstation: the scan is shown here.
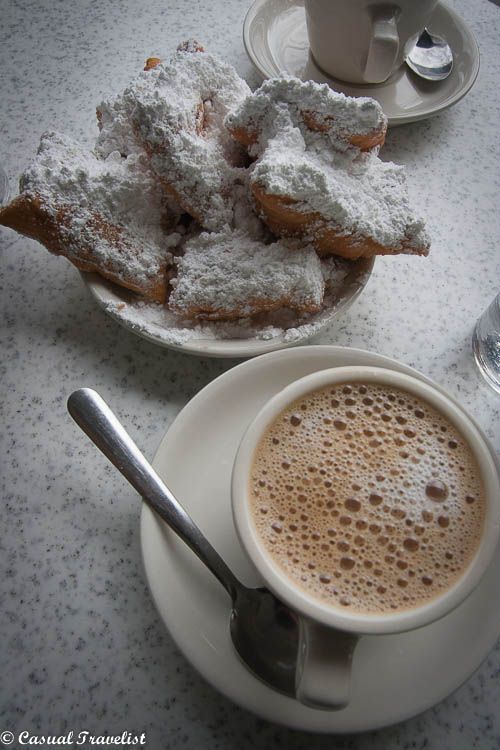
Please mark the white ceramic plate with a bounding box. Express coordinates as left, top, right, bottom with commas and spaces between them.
82, 257, 373, 359
243, 0, 480, 126
140, 345, 500, 732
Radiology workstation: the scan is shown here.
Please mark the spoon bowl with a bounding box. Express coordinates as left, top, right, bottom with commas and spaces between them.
405, 28, 453, 81
231, 586, 298, 693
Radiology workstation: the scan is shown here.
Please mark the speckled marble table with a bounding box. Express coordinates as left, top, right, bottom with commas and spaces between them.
1, 1, 500, 748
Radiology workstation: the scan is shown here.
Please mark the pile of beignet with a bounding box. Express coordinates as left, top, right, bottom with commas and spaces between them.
0, 42, 429, 322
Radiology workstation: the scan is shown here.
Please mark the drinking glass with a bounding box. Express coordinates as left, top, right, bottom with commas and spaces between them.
0, 165, 9, 206
473, 293, 500, 394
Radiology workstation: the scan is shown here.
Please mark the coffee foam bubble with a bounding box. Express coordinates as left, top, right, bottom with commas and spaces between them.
250, 382, 485, 614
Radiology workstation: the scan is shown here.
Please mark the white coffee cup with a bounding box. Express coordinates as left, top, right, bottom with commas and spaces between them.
232, 367, 500, 710
305, 0, 439, 84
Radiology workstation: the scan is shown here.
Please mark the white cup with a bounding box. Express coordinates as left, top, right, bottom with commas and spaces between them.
232, 367, 500, 709
305, 0, 439, 84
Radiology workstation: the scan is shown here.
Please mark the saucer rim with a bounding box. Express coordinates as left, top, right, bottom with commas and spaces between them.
140, 345, 500, 732
242, 0, 480, 126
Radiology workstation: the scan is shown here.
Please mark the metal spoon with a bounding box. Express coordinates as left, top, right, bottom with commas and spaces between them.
405, 28, 453, 81
67, 388, 299, 698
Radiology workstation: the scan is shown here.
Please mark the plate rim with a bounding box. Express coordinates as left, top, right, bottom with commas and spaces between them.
81, 255, 374, 359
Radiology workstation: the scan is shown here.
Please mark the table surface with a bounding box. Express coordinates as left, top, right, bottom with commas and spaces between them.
1, 0, 500, 748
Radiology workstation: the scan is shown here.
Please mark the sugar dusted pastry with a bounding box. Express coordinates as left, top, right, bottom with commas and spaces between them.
176, 39, 205, 54
227, 77, 429, 259
250, 128, 430, 258
98, 41, 205, 154
226, 76, 387, 155
144, 56, 162, 71
97, 45, 251, 231
169, 229, 325, 320
0, 42, 430, 344
0, 132, 181, 302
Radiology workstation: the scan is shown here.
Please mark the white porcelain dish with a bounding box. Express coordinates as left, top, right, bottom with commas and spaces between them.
82, 257, 373, 359
243, 0, 480, 126
140, 345, 500, 732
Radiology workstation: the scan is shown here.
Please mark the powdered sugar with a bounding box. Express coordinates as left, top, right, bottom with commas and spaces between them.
2, 45, 428, 353
95, 92, 142, 158
251, 129, 429, 251
225, 76, 428, 255
231, 180, 272, 241
96, 251, 361, 349
20, 131, 181, 292
226, 76, 387, 155
97, 49, 251, 231
169, 228, 325, 319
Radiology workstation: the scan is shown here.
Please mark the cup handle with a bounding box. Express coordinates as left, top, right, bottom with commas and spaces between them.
295, 618, 359, 710
363, 6, 400, 84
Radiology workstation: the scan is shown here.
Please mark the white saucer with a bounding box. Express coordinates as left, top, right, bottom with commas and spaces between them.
82, 256, 372, 359
140, 345, 500, 732
243, 0, 480, 126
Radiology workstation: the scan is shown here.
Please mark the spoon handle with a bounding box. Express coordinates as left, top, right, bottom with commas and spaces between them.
67, 388, 240, 599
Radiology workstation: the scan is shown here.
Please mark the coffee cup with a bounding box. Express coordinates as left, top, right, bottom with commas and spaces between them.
305, 0, 439, 84
232, 366, 500, 709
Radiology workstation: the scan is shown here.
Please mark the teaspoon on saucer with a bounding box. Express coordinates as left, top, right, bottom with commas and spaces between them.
67, 388, 299, 701
405, 28, 453, 81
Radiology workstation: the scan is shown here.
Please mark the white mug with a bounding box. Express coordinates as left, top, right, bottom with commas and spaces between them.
305, 0, 439, 84
232, 367, 500, 709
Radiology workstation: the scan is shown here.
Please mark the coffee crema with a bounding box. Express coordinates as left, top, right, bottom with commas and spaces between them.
249, 382, 485, 614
